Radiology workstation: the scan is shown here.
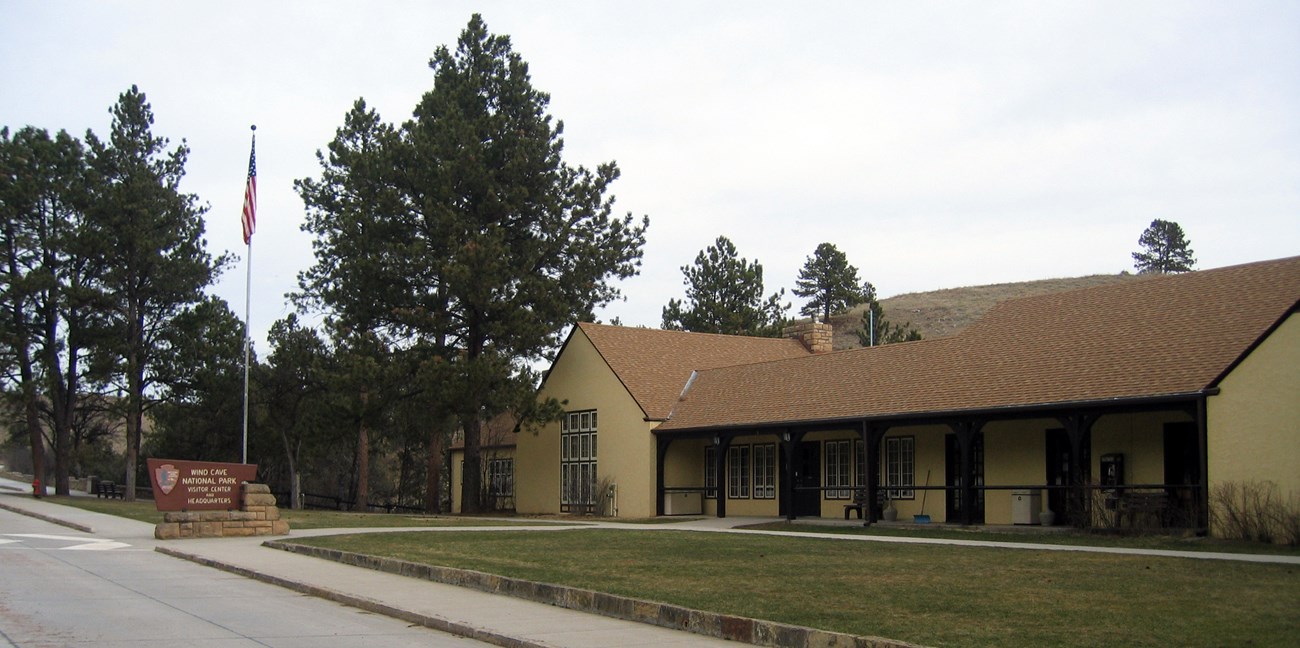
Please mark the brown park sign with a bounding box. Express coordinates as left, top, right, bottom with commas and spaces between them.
146, 458, 258, 511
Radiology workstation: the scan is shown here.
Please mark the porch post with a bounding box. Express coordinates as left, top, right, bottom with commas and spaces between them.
1196, 396, 1210, 532
714, 434, 732, 519
655, 436, 671, 517
862, 422, 885, 526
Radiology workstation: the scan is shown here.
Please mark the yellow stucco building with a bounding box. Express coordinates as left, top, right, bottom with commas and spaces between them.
502, 257, 1297, 537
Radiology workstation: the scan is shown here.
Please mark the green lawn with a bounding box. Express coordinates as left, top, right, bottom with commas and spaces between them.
740, 521, 1300, 556
293, 528, 1300, 648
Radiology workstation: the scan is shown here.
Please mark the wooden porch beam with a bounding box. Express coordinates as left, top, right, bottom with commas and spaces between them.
861, 421, 886, 526
655, 436, 671, 517
714, 434, 732, 519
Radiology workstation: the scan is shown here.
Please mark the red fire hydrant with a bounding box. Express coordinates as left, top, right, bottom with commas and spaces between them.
32, 478, 41, 498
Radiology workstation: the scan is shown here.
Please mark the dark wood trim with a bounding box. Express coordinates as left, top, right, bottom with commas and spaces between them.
1196, 395, 1210, 532
861, 421, 887, 526
714, 434, 732, 518
655, 437, 671, 517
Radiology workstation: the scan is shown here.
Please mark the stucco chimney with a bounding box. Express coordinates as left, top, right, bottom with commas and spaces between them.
783, 319, 833, 354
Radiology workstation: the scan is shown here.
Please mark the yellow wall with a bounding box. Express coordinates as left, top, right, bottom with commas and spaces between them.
1090, 411, 1191, 487
982, 419, 1050, 524
1207, 313, 1300, 533
517, 327, 658, 518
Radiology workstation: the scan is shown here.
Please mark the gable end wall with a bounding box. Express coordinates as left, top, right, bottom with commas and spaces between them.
517, 327, 658, 517
1207, 312, 1300, 533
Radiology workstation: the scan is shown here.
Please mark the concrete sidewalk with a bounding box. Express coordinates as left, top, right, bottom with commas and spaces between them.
0, 490, 752, 648
4, 482, 1296, 648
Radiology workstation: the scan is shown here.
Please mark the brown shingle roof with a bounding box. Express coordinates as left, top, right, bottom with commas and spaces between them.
658, 256, 1300, 432
573, 323, 813, 420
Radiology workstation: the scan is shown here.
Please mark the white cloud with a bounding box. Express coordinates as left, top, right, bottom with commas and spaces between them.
3, 1, 1296, 349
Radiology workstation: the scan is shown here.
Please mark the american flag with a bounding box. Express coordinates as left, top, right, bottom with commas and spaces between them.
241, 132, 257, 245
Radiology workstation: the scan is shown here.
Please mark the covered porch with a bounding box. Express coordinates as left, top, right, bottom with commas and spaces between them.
655, 392, 1212, 533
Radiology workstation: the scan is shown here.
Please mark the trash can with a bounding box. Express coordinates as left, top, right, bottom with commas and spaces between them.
1012, 489, 1041, 525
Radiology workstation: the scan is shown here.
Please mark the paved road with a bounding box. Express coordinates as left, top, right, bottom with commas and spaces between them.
0, 508, 489, 647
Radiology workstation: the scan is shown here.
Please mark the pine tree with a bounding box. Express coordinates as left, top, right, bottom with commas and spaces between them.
793, 242, 866, 322
296, 15, 647, 513
85, 86, 226, 499
1132, 219, 1196, 274
661, 235, 788, 336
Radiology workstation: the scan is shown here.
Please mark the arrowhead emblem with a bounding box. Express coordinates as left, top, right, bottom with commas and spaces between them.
155, 464, 179, 495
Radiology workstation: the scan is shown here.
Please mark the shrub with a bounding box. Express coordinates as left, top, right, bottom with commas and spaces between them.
1210, 480, 1300, 545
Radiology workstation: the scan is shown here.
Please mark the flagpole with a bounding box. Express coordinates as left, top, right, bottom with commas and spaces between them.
241, 125, 257, 465
243, 235, 252, 464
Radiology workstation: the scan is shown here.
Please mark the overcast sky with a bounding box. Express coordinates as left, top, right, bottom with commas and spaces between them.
3, 1, 1297, 354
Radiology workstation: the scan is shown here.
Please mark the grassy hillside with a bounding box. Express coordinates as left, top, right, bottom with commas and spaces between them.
828, 274, 1144, 350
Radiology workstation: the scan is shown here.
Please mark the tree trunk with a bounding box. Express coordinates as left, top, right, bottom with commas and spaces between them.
460, 325, 485, 514
461, 414, 482, 514
124, 301, 143, 502
353, 388, 370, 512
280, 430, 302, 510
41, 306, 74, 497
21, 364, 46, 498
425, 423, 445, 514
7, 225, 46, 497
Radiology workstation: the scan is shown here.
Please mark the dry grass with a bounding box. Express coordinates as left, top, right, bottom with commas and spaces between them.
830, 274, 1144, 349
294, 528, 1300, 647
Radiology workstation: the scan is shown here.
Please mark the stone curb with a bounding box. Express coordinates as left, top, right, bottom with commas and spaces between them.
264, 540, 921, 648
0, 498, 95, 533
154, 546, 545, 648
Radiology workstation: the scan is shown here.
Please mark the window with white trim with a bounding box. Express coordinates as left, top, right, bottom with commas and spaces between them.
488, 458, 514, 497
560, 410, 597, 511
825, 439, 852, 499
728, 445, 751, 499
885, 436, 915, 499
753, 444, 776, 499
704, 446, 717, 499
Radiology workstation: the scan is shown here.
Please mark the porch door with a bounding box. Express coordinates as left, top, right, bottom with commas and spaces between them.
1163, 422, 1200, 527
1045, 428, 1091, 525
944, 433, 985, 523
780, 442, 822, 517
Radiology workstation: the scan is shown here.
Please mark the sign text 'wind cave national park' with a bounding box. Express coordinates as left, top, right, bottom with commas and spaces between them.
146, 458, 257, 511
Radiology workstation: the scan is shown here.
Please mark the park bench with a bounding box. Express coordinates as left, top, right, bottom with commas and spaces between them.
95, 481, 124, 499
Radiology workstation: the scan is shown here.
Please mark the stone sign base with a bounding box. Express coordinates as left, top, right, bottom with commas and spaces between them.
154, 483, 289, 539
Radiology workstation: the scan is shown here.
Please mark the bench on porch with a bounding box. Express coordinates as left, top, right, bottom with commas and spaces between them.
844, 490, 886, 520
1114, 491, 1171, 529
